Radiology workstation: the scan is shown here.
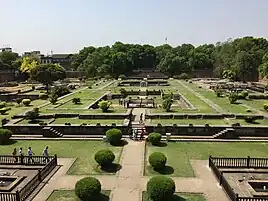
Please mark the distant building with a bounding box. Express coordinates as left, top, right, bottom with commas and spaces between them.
1, 47, 12, 52
40, 54, 73, 70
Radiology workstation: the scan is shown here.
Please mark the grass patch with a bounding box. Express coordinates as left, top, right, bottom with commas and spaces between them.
17, 118, 53, 125
150, 119, 228, 125
229, 118, 268, 126
51, 118, 123, 125
142, 192, 206, 201
47, 190, 110, 201
145, 142, 268, 177
0, 140, 123, 175
182, 81, 254, 114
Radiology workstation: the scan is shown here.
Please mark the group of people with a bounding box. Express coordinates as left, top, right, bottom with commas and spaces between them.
12, 146, 50, 164
131, 127, 146, 141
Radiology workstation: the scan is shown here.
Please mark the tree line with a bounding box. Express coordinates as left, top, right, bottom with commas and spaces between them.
1, 36, 268, 82
72, 36, 268, 81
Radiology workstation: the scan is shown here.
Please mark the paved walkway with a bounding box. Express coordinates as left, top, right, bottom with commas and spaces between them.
34, 140, 230, 201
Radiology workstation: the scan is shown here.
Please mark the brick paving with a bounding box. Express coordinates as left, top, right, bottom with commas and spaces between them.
33, 141, 229, 201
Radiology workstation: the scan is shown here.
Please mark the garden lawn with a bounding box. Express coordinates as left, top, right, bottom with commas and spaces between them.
229, 118, 268, 126
145, 142, 268, 177
0, 140, 122, 175
51, 118, 123, 125
142, 192, 206, 201
47, 190, 110, 201
1, 99, 48, 120
172, 81, 216, 113
17, 118, 53, 125
241, 99, 268, 113
150, 119, 228, 125
182, 81, 254, 114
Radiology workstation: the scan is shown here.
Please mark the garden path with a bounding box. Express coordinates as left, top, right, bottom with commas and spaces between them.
34, 140, 230, 201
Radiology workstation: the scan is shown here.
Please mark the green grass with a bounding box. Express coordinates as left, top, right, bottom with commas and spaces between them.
229, 118, 268, 126
240, 99, 268, 113
52, 118, 123, 125
0, 140, 123, 175
17, 118, 53, 124
182, 81, 255, 114
1, 100, 48, 120
47, 190, 110, 201
40, 107, 127, 114
150, 119, 228, 125
145, 142, 268, 177
142, 192, 206, 201
173, 81, 216, 113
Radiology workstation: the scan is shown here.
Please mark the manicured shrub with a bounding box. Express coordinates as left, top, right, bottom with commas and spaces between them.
147, 176, 175, 201
215, 90, 222, 97
32, 86, 35, 90
244, 116, 257, 123
148, 132, 162, 145
22, 99, 31, 106
25, 108, 39, 120
246, 109, 251, 113
0, 129, 12, 145
119, 88, 127, 98
39, 93, 48, 100
105, 75, 112, 80
0, 107, 9, 115
264, 103, 268, 111
98, 100, 111, 112
16, 98, 22, 105
105, 128, 122, 145
72, 97, 81, 104
249, 94, 268, 99
94, 149, 115, 167
149, 152, 167, 170
75, 177, 101, 201
0, 102, 6, 109
229, 93, 237, 104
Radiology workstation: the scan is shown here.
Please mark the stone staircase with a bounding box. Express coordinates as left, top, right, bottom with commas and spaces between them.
43, 127, 64, 138
212, 128, 235, 139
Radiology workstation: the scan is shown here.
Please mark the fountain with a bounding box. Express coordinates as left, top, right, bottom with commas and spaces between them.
0, 176, 24, 192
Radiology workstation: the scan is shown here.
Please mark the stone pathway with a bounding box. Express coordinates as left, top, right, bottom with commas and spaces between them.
34, 140, 230, 201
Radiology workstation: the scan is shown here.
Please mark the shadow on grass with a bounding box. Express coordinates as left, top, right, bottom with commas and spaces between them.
28, 120, 45, 124
111, 140, 128, 147
156, 166, 174, 175
98, 193, 110, 201
246, 121, 260, 125
100, 163, 122, 173
171, 195, 187, 201
155, 142, 167, 147
2, 140, 18, 146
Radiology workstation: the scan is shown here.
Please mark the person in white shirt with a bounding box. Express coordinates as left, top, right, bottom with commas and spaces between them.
27, 147, 34, 164
43, 146, 50, 163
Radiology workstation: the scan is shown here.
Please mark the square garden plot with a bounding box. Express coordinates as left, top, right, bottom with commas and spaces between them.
145, 142, 268, 177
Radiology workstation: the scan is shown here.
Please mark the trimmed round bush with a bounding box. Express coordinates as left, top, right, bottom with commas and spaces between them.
22, 99, 31, 106
147, 176, 175, 201
105, 128, 122, 145
39, 93, 48, 100
0, 129, 12, 145
0, 107, 9, 115
75, 177, 101, 201
148, 132, 162, 145
94, 149, 115, 167
149, 152, 167, 170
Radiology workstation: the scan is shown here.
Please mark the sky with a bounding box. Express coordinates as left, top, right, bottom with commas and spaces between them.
0, 0, 267, 54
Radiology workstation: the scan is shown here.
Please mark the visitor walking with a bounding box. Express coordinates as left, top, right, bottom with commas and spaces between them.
140, 113, 143, 123
43, 146, 50, 163
12, 148, 18, 163
140, 128, 145, 141
134, 129, 138, 141
27, 147, 34, 164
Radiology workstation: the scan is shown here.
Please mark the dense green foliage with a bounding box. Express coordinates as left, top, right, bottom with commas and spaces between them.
75, 177, 101, 201
0, 129, 12, 145
94, 149, 115, 167
105, 128, 122, 145
147, 176, 175, 201
229, 93, 237, 104
25, 108, 39, 120
162, 97, 173, 112
22, 99, 31, 106
98, 100, 111, 112
72, 97, 81, 104
148, 133, 162, 145
71, 37, 268, 81
149, 152, 167, 170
